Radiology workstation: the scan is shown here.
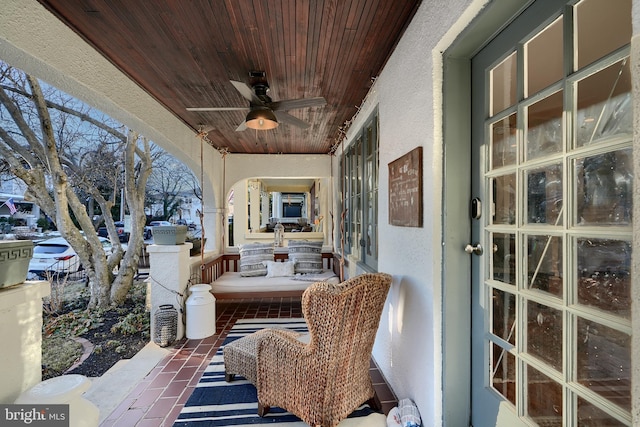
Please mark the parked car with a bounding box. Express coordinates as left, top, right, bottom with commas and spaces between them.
97, 221, 129, 242
176, 219, 197, 230
27, 236, 113, 280
145, 220, 172, 239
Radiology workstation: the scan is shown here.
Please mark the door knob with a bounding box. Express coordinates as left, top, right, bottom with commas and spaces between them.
464, 243, 483, 255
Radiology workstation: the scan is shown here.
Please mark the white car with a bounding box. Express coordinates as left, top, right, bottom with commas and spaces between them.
144, 221, 172, 239
27, 236, 113, 279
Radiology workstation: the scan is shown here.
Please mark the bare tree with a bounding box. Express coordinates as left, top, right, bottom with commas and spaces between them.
146, 153, 198, 220
0, 64, 152, 308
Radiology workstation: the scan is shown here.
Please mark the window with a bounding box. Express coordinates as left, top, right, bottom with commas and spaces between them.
340, 110, 379, 269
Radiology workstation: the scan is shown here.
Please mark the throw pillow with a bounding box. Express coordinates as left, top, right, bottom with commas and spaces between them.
288, 240, 324, 274
239, 243, 274, 277
263, 260, 296, 278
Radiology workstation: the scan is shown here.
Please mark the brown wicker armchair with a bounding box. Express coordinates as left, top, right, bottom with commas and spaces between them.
254, 272, 392, 427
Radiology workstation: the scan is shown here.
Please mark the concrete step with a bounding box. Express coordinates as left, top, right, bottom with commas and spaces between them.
83, 342, 171, 424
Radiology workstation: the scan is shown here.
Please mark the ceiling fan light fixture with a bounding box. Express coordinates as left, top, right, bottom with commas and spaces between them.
245, 108, 278, 130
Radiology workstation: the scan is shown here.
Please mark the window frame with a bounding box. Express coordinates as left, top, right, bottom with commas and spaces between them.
340, 109, 379, 270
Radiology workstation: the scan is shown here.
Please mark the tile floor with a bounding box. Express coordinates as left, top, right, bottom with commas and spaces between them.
100, 297, 398, 426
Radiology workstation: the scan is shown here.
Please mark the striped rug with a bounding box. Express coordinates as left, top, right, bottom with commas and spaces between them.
173, 318, 385, 427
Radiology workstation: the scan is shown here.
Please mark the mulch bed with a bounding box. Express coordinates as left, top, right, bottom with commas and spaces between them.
43, 284, 150, 380
65, 306, 149, 377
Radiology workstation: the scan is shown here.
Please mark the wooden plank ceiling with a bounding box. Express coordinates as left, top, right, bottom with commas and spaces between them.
36, 0, 421, 154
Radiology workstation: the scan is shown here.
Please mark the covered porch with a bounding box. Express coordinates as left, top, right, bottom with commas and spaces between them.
2, 0, 640, 426
1, 1, 411, 424
94, 297, 398, 426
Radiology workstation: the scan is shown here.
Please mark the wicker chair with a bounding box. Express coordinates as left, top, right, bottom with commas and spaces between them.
254, 272, 392, 427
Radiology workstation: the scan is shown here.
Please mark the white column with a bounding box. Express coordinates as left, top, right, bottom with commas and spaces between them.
273, 192, 282, 218
261, 191, 270, 227
147, 243, 193, 341
0, 280, 50, 402
318, 180, 330, 244
202, 206, 220, 253
249, 183, 261, 232
31, 204, 40, 228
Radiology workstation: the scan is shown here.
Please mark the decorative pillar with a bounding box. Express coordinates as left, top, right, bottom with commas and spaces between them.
0, 280, 50, 403
31, 204, 40, 229
273, 192, 283, 218
261, 190, 270, 227
202, 206, 220, 252
249, 182, 261, 232
147, 243, 193, 341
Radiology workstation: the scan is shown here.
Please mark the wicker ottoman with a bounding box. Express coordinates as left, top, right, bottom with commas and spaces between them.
223, 333, 259, 385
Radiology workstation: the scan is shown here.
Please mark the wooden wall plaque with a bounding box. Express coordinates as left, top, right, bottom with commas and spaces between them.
388, 147, 423, 227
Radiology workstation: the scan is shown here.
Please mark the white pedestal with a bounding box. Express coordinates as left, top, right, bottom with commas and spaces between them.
147, 243, 192, 342
0, 280, 50, 403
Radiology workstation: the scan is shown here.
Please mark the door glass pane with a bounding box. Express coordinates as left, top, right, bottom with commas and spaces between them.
526, 17, 563, 96
575, 58, 632, 147
492, 343, 516, 405
577, 317, 631, 411
355, 140, 362, 193
366, 192, 377, 257
474, 1, 632, 425
354, 141, 362, 254
527, 301, 562, 370
577, 397, 627, 426
491, 114, 517, 169
575, 0, 631, 70
354, 192, 361, 254
525, 91, 563, 160
527, 365, 562, 424
526, 163, 563, 225
492, 174, 516, 225
492, 233, 515, 285
492, 288, 516, 345
364, 117, 378, 264
491, 52, 517, 116
577, 238, 631, 318
526, 235, 563, 297
575, 148, 632, 226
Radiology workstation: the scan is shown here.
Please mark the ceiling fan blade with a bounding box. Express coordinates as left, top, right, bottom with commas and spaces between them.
230, 80, 263, 104
273, 111, 311, 129
186, 107, 249, 111
270, 97, 326, 111
235, 120, 248, 132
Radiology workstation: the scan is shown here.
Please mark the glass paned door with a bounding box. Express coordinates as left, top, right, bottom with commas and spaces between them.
471, 0, 632, 425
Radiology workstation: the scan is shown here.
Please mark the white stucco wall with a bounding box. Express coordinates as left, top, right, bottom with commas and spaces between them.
333, 0, 476, 423
225, 154, 333, 247
356, 0, 640, 425
0, 280, 50, 403
224, 154, 331, 195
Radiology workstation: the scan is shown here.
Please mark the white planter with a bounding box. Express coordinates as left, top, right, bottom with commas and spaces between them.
152, 225, 187, 245
0, 240, 33, 288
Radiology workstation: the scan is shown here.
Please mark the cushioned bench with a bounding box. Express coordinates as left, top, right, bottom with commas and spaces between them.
200, 246, 340, 299
210, 270, 339, 295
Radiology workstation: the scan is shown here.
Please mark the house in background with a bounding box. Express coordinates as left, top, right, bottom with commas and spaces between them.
0, 0, 638, 426
0, 176, 40, 230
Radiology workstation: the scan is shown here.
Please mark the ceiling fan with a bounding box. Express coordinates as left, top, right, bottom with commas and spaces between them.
187, 71, 326, 131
